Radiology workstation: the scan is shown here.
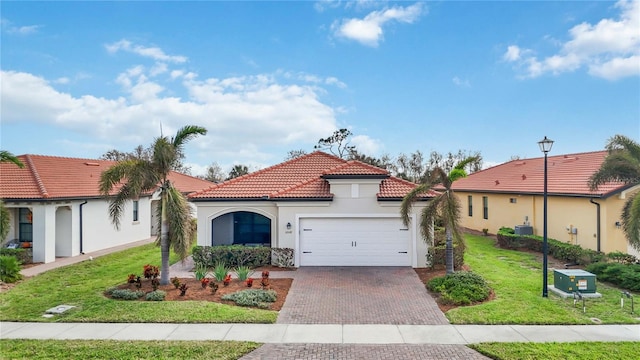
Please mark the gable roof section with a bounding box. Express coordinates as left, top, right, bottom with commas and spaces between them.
189, 151, 433, 201
450, 150, 630, 198
0, 154, 214, 200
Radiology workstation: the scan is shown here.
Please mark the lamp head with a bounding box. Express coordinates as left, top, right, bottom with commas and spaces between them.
538, 136, 554, 154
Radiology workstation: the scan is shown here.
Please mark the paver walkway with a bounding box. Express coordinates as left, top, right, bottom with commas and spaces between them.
277, 267, 449, 325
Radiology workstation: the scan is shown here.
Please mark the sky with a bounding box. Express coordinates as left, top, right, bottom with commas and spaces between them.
1, 0, 639, 176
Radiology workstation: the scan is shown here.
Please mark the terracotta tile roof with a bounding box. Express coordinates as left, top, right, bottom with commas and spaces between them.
379, 177, 440, 199
189, 151, 434, 200
0, 154, 214, 200
450, 150, 630, 198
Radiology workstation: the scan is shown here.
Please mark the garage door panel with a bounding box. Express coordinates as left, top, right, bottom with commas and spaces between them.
299, 218, 411, 266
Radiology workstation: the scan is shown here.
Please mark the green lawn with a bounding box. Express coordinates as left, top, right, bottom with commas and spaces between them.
470, 341, 639, 360
0, 339, 260, 360
0, 243, 277, 323
445, 235, 640, 325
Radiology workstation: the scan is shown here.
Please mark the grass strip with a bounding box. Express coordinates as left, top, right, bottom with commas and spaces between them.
0, 339, 260, 360
469, 341, 639, 360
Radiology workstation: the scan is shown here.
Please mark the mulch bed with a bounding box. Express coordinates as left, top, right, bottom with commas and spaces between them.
108, 277, 293, 311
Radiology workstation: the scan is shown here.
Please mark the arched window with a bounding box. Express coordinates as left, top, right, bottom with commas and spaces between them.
211, 211, 271, 247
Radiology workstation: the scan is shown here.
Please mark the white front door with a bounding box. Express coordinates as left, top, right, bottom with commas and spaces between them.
299, 218, 411, 266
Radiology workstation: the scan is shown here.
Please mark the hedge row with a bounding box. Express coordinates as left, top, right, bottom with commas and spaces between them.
192, 245, 295, 268
585, 262, 640, 292
496, 227, 605, 265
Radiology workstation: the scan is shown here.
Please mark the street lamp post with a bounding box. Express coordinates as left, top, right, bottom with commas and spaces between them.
538, 136, 554, 298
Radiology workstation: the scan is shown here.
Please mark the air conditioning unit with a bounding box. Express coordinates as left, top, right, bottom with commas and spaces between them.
514, 225, 533, 235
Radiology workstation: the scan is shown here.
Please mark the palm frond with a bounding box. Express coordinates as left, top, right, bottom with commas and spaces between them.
622, 192, 640, 251
589, 152, 640, 189
419, 195, 443, 245
172, 125, 208, 148
163, 185, 194, 261
100, 160, 160, 228
0, 150, 24, 168
606, 135, 640, 162
400, 183, 434, 226
152, 137, 176, 179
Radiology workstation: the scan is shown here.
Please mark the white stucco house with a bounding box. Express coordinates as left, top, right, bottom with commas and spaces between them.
189, 151, 435, 267
0, 154, 213, 264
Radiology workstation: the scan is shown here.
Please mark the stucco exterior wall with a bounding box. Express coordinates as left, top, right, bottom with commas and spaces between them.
81, 197, 151, 253
457, 188, 637, 255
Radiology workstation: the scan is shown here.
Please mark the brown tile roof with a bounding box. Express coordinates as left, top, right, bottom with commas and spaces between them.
450, 150, 631, 198
0, 154, 214, 200
190, 151, 434, 200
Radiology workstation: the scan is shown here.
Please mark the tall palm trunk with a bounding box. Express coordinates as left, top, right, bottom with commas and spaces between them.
160, 192, 170, 285
445, 226, 454, 275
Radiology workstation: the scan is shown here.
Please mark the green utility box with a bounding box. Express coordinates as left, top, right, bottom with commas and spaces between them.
553, 269, 597, 294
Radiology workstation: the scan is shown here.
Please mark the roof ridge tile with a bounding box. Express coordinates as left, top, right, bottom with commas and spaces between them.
25, 154, 50, 198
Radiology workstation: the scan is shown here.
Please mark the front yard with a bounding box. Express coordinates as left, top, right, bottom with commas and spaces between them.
0, 243, 277, 323
442, 234, 640, 325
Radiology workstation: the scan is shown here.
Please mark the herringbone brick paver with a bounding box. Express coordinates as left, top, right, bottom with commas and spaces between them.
277, 267, 448, 325
239, 344, 490, 360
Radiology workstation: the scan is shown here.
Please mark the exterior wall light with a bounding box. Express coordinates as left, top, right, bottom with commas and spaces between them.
286, 222, 292, 230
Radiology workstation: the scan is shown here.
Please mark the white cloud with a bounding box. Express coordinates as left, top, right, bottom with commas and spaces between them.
452, 76, 471, 88
504, 0, 640, 80
503, 45, 522, 61
0, 66, 341, 167
1, 18, 41, 35
105, 39, 188, 63
54, 77, 70, 84
351, 135, 381, 155
332, 3, 424, 47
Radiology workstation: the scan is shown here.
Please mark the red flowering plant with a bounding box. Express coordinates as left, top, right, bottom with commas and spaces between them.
223, 274, 232, 286
201, 278, 211, 289
246, 278, 254, 287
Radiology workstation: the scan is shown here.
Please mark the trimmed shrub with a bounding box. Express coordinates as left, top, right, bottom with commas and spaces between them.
586, 262, 640, 292
0, 248, 31, 264
110, 289, 145, 300
145, 290, 166, 301
0, 255, 22, 283
193, 245, 272, 268
221, 289, 277, 309
271, 248, 294, 267
607, 251, 638, 265
427, 227, 465, 269
427, 271, 491, 306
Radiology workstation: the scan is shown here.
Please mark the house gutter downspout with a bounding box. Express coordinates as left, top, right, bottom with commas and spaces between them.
589, 198, 601, 252
80, 200, 88, 254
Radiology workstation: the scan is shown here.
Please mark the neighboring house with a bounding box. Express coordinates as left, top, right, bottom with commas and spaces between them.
189, 151, 436, 267
449, 151, 639, 257
0, 154, 213, 263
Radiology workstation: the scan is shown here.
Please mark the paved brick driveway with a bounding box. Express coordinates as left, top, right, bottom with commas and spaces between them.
240, 344, 490, 360
277, 267, 449, 325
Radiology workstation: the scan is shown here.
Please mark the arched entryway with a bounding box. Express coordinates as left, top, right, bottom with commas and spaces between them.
211, 211, 271, 247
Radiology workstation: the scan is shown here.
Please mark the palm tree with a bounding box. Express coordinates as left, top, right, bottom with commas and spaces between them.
100, 125, 207, 284
0, 151, 24, 242
589, 135, 640, 251
401, 157, 478, 274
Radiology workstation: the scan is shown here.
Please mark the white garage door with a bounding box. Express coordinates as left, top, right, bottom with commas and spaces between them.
299, 218, 411, 266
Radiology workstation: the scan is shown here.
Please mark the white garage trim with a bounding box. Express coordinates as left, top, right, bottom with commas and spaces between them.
295, 214, 418, 267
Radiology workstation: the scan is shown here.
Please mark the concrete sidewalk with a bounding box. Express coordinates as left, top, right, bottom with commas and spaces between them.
1, 322, 638, 344
20, 238, 155, 278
